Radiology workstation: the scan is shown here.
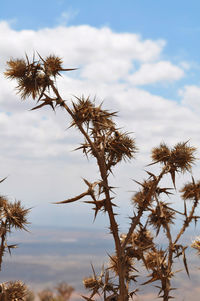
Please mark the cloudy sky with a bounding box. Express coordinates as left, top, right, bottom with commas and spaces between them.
1, 0, 200, 229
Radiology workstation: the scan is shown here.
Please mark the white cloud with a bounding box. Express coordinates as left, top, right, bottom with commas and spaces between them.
128, 61, 184, 86
179, 85, 200, 112
0, 21, 165, 67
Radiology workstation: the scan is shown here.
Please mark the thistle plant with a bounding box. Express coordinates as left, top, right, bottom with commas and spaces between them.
0, 177, 29, 301
0, 281, 28, 301
38, 282, 74, 301
0, 183, 29, 270
5, 53, 200, 300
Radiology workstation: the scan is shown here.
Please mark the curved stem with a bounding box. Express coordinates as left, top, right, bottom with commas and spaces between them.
174, 199, 198, 245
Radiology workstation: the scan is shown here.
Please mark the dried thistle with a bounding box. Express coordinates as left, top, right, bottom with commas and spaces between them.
181, 179, 200, 201
55, 282, 74, 301
108, 254, 135, 282
148, 201, 175, 235
0, 192, 30, 271
132, 227, 154, 250
170, 142, 196, 172
151, 142, 196, 172
0, 281, 28, 301
5, 59, 27, 79
44, 55, 63, 76
4, 201, 29, 230
105, 131, 136, 166
132, 180, 156, 210
38, 289, 54, 301
83, 277, 101, 291
71, 96, 116, 130
151, 143, 171, 164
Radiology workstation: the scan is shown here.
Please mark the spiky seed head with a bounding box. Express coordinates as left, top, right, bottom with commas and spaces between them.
151, 143, 170, 164
55, 282, 74, 298
44, 55, 63, 76
132, 228, 154, 249
180, 180, 200, 201
132, 180, 155, 209
83, 277, 99, 290
145, 250, 166, 270
109, 254, 134, 280
71, 96, 115, 130
170, 142, 196, 172
148, 201, 175, 233
132, 191, 145, 209
151, 142, 196, 173
4, 201, 29, 230
105, 132, 137, 165
71, 96, 95, 126
17, 72, 46, 99
3, 281, 28, 300
5, 56, 49, 100
38, 289, 54, 301
5, 59, 27, 79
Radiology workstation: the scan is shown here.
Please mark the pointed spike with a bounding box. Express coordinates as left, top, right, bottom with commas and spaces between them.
183, 249, 190, 278
61, 68, 78, 71
0, 176, 7, 184
53, 191, 88, 204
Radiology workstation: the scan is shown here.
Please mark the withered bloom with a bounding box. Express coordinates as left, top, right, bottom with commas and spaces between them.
4, 200, 29, 230
2, 281, 28, 301
144, 249, 166, 271
148, 201, 175, 234
71, 96, 115, 129
105, 131, 136, 165
151, 143, 171, 164
17, 71, 46, 99
132, 227, 154, 250
5, 58, 46, 99
71, 96, 96, 126
169, 142, 196, 173
5, 54, 76, 101
44, 55, 63, 76
38, 289, 54, 301
5, 59, 27, 79
132, 180, 155, 209
83, 277, 101, 290
109, 254, 135, 281
181, 180, 200, 201
151, 142, 196, 173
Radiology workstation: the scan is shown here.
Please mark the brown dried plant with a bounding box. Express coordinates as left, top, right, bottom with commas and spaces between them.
0, 281, 28, 301
5, 53, 200, 301
0, 177, 30, 301
38, 282, 74, 301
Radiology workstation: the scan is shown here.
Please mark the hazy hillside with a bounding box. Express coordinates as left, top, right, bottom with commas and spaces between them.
1, 225, 200, 300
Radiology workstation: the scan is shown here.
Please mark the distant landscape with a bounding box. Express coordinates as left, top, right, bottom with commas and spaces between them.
2, 225, 200, 300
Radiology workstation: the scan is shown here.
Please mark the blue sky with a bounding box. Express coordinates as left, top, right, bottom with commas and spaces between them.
0, 1, 200, 229
1, 0, 200, 98
2, 0, 200, 59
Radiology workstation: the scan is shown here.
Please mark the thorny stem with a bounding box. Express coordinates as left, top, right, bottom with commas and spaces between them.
122, 165, 168, 250
174, 198, 198, 245
0, 222, 6, 271
49, 82, 128, 300
164, 223, 173, 300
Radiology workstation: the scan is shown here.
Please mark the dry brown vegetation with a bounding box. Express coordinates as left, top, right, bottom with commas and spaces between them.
1, 53, 200, 300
